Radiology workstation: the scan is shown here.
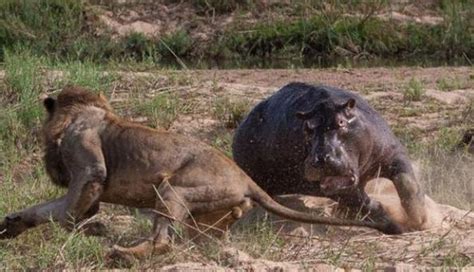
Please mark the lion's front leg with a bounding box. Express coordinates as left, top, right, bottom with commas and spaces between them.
0, 196, 105, 239
53, 129, 107, 232
0, 196, 67, 239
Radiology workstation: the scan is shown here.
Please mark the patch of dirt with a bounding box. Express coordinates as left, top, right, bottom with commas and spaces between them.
94, 0, 446, 41
376, 11, 443, 25
96, 2, 236, 42
425, 89, 472, 105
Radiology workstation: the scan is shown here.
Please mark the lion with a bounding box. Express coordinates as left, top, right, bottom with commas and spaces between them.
0, 86, 398, 263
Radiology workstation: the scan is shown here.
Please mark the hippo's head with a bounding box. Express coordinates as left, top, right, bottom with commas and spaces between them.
296, 98, 362, 194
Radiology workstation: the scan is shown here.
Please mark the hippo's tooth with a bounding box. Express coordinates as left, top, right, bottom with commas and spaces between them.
347, 117, 357, 124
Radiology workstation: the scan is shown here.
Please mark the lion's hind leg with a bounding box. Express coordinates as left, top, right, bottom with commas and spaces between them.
107, 184, 188, 265
188, 198, 253, 242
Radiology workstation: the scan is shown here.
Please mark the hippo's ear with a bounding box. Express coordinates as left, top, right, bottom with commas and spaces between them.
343, 98, 356, 110
43, 97, 56, 114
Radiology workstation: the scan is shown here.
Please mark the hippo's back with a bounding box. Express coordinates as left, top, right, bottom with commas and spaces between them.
232, 82, 390, 195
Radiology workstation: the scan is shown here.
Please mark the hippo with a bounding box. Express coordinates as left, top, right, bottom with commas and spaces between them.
232, 82, 427, 234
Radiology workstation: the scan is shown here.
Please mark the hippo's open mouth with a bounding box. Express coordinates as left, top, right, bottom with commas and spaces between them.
320, 176, 357, 194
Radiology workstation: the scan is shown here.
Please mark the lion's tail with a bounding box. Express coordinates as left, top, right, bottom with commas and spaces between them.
247, 182, 394, 233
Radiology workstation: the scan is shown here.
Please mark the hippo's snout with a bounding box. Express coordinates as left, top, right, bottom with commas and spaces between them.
319, 175, 359, 195
304, 153, 360, 195
310, 153, 332, 168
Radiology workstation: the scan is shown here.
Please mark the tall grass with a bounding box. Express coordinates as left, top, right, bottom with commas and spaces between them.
224, 10, 473, 60
0, 0, 472, 65
403, 77, 425, 102
0, 49, 45, 174
192, 0, 253, 14
419, 148, 472, 210
158, 30, 193, 59
439, 0, 473, 59
3, 49, 45, 128
134, 93, 182, 129
55, 61, 118, 92
0, 0, 89, 60
395, 126, 473, 209
212, 97, 251, 129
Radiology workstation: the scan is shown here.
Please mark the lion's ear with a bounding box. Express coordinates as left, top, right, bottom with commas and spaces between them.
43, 97, 56, 114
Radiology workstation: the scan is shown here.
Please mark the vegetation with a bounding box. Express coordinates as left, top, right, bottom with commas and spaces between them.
192, 0, 253, 14
223, 13, 472, 60
134, 92, 182, 129
403, 77, 425, 102
0, 0, 472, 66
212, 96, 251, 129
436, 76, 464, 92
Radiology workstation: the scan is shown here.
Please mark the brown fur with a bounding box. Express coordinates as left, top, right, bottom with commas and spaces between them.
0, 86, 394, 264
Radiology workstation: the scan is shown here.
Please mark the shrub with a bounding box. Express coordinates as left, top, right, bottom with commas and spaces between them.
403, 77, 425, 102
158, 30, 193, 58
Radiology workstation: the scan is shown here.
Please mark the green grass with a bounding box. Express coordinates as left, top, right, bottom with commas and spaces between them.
134, 93, 182, 129
436, 76, 464, 92
158, 30, 193, 59
0, 49, 46, 175
393, 125, 472, 210
231, 217, 284, 259
403, 77, 425, 102
192, 0, 253, 14
0, 220, 105, 269
0, 0, 118, 62
3, 48, 45, 127
0, 0, 472, 65
121, 32, 156, 62
55, 61, 119, 92
222, 8, 473, 60
212, 97, 251, 129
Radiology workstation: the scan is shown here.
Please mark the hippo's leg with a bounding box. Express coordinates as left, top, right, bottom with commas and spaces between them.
384, 157, 427, 230
330, 189, 403, 234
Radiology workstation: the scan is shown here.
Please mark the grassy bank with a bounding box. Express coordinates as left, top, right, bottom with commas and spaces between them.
0, 0, 472, 66
223, 13, 471, 60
